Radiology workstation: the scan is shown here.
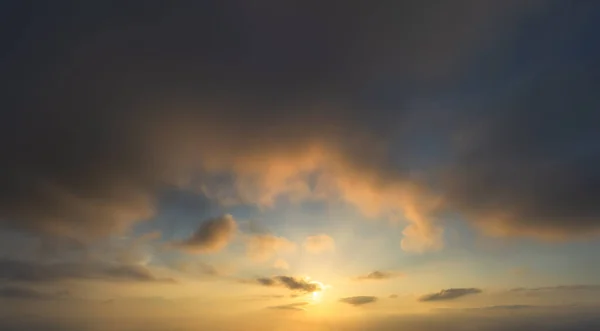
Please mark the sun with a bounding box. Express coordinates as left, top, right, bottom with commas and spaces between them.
308, 281, 327, 302
311, 290, 322, 302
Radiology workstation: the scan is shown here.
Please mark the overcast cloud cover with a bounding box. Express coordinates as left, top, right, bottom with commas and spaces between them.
1, 1, 600, 330
4, 0, 595, 249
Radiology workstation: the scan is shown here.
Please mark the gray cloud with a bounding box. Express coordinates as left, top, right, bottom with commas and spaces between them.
419, 288, 482, 302
354, 271, 401, 281
256, 277, 277, 287
254, 276, 322, 293
268, 301, 310, 311
439, 3, 600, 239
172, 215, 237, 254
0, 258, 175, 283
0, 0, 598, 256
0, 0, 549, 252
339, 296, 378, 306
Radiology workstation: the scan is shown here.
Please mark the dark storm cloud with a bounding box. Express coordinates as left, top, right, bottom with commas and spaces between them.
441, 2, 600, 239
419, 288, 482, 302
339, 296, 378, 306
0, 258, 175, 283
0, 0, 544, 247
253, 276, 321, 293
3, 1, 600, 247
171, 215, 237, 253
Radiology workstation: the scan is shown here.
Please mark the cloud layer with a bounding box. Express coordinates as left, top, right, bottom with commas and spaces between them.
0, 0, 559, 252
1, 1, 598, 254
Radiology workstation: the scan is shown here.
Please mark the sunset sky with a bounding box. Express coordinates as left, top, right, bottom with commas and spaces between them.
1, 1, 600, 330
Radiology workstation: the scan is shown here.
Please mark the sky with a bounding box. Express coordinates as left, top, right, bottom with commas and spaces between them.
1, 1, 600, 330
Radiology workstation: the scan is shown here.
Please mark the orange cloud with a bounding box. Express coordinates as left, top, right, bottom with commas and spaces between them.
194, 141, 444, 253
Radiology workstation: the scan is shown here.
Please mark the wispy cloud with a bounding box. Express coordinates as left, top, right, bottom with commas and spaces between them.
268, 301, 310, 311
354, 270, 402, 281
339, 296, 378, 306
419, 288, 482, 302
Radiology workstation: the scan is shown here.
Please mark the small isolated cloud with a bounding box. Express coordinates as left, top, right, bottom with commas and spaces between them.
246, 234, 296, 262
254, 275, 323, 293
0, 286, 69, 300
173, 215, 237, 254
389, 294, 398, 299
419, 288, 482, 302
268, 301, 310, 311
303, 234, 335, 254
273, 258, 289, 270
339, 296, 378, 306
354, 270, 402, 281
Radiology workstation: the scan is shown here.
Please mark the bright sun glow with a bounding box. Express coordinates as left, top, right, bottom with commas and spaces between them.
312, 291, 322, 302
